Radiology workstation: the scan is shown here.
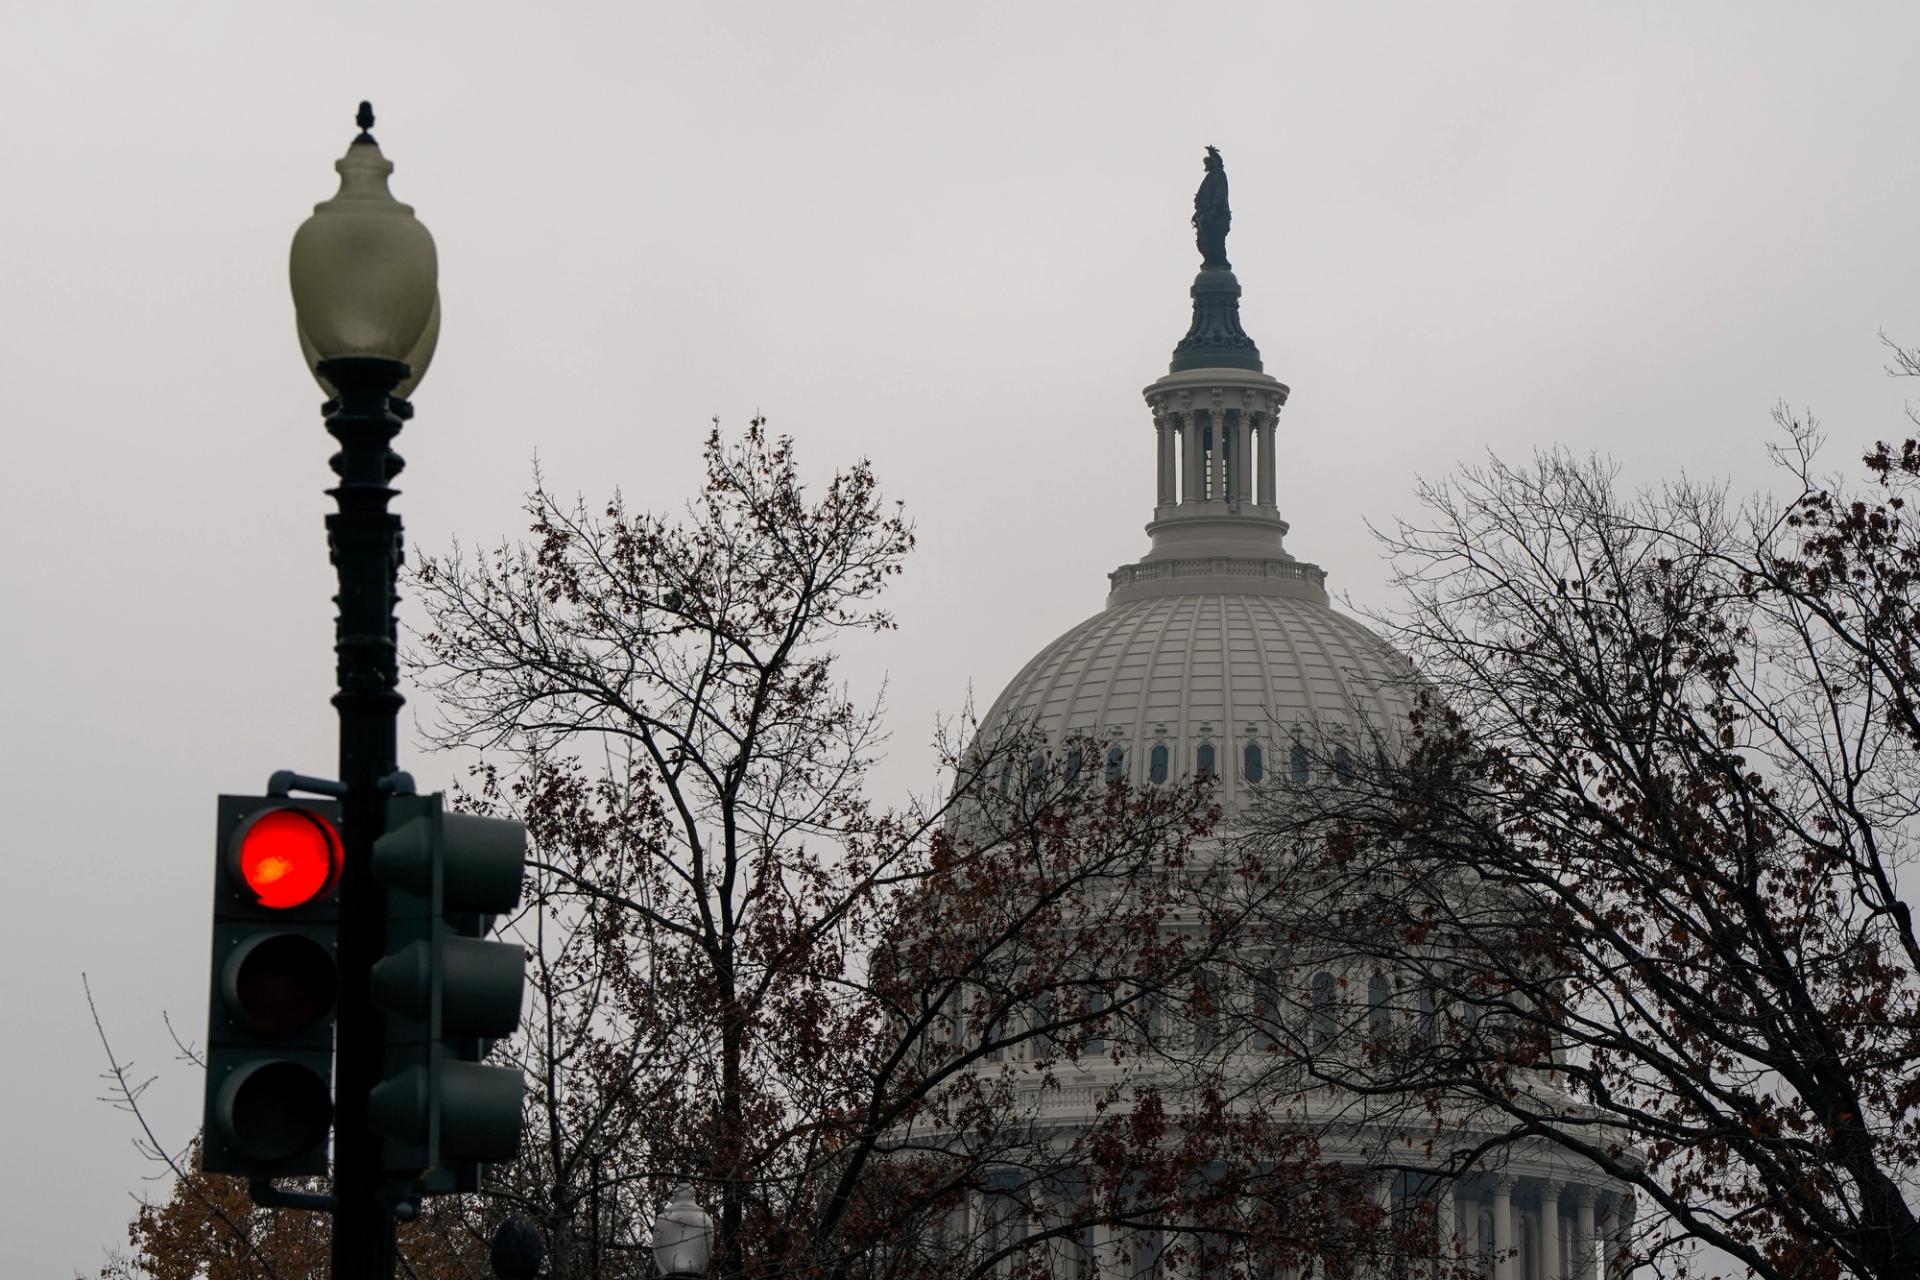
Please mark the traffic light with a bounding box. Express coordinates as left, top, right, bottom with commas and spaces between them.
368, 792, 528, 1185
203, 795, 343, 1176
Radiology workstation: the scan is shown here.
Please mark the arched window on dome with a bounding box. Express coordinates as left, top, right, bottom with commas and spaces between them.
1334, 745, 1354, 781
1290, 741, 1309, 785
1367, 973, 1391, 1047
1191, 968, 1221, 1054
1028, 989, 1057, 1059
998, 762, 1011, 797
1310, 970, 1337, 1046
1243, 741, 1263, 782
1253, 965, 1281, 1052
1065, 747, 1083, 786
1105, 743, 1127, 782
1140, 989, 1166, 1051
984, 1008, 1006, 1063
1028, 752, 1046, 786
1149, 743, 1169, 785
1083, 986, 1108, 1055
1196, 742, 1216, 779
940, 986, 967, 1054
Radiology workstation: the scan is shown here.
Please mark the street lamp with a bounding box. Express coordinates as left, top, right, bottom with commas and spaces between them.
652, 1185, 715, 1279
288, 100, 437, 1279
291, 101, 440, 393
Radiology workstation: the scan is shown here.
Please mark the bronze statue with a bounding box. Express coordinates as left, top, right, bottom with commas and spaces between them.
1193, 145, 1231, 268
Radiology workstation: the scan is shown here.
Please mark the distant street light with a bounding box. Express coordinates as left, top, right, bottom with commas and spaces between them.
287, 100, 438, 1279
652, 1185, 716, 1279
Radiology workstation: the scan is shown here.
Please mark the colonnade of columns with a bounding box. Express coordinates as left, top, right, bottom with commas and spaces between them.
962, 1174, 1636, 1280
1155, 408, 1277, 509
1422, 1176, 1633, 1280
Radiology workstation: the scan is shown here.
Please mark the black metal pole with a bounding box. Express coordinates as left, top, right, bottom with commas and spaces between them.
321, 354, 411, 1280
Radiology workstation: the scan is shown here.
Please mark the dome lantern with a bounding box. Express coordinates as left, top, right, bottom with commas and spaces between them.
1123, 147, 1318, 595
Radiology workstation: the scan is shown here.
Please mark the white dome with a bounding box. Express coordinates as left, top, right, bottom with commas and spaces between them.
977, 589, 1413, 814
947, 163, 1626, 1269
973, 344, 1413, 814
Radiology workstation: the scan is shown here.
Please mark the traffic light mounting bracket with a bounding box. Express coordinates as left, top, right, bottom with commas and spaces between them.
247, 1176, 424, 1223
259, 768, 414, 801
266, 770, 347, 799
248, 1178, 336, 1214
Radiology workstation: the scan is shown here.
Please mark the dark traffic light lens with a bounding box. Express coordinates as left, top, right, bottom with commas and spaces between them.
234, 808, 341, 909
224, 933, 337, 1034
216, 1059, 332, 1163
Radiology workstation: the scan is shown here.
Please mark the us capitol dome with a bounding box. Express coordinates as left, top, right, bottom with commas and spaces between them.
974, 202, 1411, 812
959, 148, 1634, 1280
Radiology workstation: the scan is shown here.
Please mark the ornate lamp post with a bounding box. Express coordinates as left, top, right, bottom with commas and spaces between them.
288, 101, 439, 1278
653, 1185, 716, 1279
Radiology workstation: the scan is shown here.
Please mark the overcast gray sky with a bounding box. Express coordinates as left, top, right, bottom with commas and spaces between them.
5, 2, 1918, 1273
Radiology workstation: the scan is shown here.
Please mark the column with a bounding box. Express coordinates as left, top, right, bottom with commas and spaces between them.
1492, 1178, 1515, 1280
1031, 1187, 1060, 1280
1182, 412, 1204, 503
1156, 414, 1177, 507
1458, 1194, 1480, 1274
1160, 1227, 1192, 1280
1369, 1173, 1394, 1280
1539, 1183, 1562, 1280
1573, 1188, 1596, 1280
1234, 410, 1254, 503
1089, 1219, 1129, 1280
1203, 410, 1223, 501
1604, 1196, 1634, 1280
1256, 419, 1276, 507
1222, 410, 1237, 503
1429, 1182, 1458, 1280
1246, 413, 1258, 502
1222, 411, 1237, 503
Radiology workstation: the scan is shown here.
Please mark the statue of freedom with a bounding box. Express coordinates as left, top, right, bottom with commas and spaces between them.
1193, 146, 1231, 269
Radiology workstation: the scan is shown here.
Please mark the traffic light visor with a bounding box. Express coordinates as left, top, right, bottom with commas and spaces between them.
234, 808, 341, 909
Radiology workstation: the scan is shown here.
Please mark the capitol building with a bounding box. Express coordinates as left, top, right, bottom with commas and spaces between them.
950, 152, 1636, 1280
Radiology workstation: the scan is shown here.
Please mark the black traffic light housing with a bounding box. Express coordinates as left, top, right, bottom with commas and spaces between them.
203, 795, 343, 1176
369, 792, 528, 1185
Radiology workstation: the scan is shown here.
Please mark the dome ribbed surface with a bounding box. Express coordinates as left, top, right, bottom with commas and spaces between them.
978, 591, 1413, 814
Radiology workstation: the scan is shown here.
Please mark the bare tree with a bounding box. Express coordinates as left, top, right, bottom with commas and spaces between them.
113, 423, 1434, 1280
1245, 410, 1920, 1280
405, 422, 1423, 1280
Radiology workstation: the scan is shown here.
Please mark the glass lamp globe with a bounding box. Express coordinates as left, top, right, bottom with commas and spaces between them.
289, 104, 439, 396
651, 1185, 713, 1278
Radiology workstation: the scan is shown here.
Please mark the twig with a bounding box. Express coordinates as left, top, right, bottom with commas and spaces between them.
83, 973, 280, 1278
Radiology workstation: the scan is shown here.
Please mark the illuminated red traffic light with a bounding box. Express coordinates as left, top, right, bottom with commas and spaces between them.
232, 808, 341, 909
204, 794, 343, 1178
